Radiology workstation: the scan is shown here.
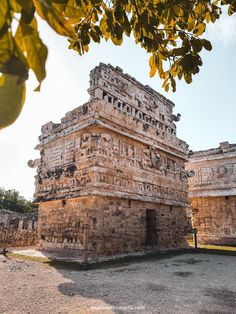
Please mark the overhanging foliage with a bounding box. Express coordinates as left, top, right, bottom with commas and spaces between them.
0, 0, 235, 129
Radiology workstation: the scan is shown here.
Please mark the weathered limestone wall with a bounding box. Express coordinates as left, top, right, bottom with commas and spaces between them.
191, 196, 236, 245
38, 196, 188, 255
187, 142, 236, 245
30, 63, 190, 255
0, 209, 37, 229
0, 228, 38, 248
34, 124, 189, 206
0, 209, 38, 248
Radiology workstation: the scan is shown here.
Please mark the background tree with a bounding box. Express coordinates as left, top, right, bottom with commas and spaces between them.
0, 187, 37, 213
0, 0, 235, 129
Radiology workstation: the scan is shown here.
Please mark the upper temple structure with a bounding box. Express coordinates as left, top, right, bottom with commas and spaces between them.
29, 63, 191, 255
186, 142, 236, 245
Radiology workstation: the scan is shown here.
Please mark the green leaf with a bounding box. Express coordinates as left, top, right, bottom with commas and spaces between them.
191, 38, 203, 53
184, 73, 192, 84
15, 18, 48, 90
0, 74, 26, 130
90, 30, 100, 42
181, 54, 195, 73
0, 55, 28, 80
201, 39, 212, 51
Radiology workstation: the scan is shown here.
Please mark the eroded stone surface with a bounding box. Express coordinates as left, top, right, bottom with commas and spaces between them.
186, 142, 236, 245
31, 63, 190, 255
0, 209, 37, 247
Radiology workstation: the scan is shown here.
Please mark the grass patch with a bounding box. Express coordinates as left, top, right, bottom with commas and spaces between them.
187, 239, 236, 256
187, 240, 236, 252
199, 244, 236, 251
7, 252, 51, 264
7, 252, 87, 270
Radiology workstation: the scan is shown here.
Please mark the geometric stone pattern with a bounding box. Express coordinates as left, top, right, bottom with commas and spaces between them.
31, 63, 190, 254
186, 142, 236, 245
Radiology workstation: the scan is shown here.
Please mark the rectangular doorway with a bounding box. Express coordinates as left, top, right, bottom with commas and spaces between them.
146, 209, 157, 245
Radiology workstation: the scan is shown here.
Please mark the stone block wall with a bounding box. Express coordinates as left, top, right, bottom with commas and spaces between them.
191, 196, 236, 245
38, 196, 189, 255
187, 142, 236, 246
0, 228, 38, 248
31, 63, 190, 255
0, 209, 38, 248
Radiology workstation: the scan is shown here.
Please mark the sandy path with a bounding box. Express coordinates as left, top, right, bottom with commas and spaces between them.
0, 253, 236, 314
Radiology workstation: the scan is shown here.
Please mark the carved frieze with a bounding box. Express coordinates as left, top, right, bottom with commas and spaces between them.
187, 142, 236, 197
87, 63, 188, 154
32, 64, 189, 206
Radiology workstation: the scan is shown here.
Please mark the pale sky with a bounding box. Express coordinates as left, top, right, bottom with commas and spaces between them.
0, 14, 236, 200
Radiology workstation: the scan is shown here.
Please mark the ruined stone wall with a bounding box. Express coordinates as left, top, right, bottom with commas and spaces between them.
38, 196, 188, 255
0, 227, 38, 248
0, 209, 37, 229
187, 142, 236, 245
191, 196, 236, 245
0, 209, 38, 248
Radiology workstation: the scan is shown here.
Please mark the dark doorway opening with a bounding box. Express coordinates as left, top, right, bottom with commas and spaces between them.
146, 209, 157, 245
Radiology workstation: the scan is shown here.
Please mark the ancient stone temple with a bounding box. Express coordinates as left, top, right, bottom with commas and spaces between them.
30, 63, 190, 255
186, 142, 236, 245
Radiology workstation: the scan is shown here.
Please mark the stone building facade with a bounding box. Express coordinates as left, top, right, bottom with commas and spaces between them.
186, 142, 236, 245
30, 63, 191, 255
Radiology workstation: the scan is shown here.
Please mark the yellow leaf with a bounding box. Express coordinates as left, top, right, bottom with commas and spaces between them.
83, 44, 89, 52
9, 0, 21, 12
0, 0, 8, 30
164, 82, 169, 92
100, 17, 107, 34
15, 18, 48, 89
149, 54, 155, 68
162, 76, 169, 88
15, 0, 34, 14
187, 15, 195, 31
33, 0, 76, 38
53, 0, 85, 21
205, 12, 211, 23
150, 65, 157, 78
194, 23, 206, 36
0, 31, 13, 65
111, 35, 123, 46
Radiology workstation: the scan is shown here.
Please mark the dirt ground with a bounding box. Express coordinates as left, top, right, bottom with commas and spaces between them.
0, 252, 236, 314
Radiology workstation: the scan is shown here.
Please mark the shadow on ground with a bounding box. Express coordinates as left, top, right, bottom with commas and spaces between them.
48, 251, 236, 314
